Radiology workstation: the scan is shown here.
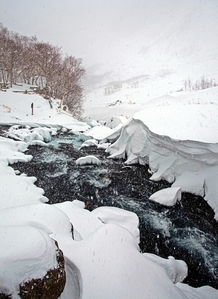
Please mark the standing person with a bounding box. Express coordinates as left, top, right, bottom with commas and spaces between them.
31, 102, 34, 115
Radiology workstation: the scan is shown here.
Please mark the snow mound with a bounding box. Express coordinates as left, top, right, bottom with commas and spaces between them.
6, 125, 57, 144
92, 206, 140, 244
59, 224, 187, 299
106, 119, 218, 219
0, 204, 72, 239
0, 225, 58, 296
143, 253, 188, 283
149, 187, 182, 207
76, 155, 101, 166
55, 201, 103, 239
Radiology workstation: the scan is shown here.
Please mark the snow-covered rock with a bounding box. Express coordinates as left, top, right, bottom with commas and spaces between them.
149, 187, 182, 206
0, 225, 65, 298
75, 155, 101, 166
80, 138, 98, 148
7, 125, 57, 144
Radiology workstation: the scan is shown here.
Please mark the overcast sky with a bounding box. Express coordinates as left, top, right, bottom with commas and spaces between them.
0, 0, 216, 83
0, 0, 151, 66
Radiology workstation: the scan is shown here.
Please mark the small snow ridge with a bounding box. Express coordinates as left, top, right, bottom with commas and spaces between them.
75, 155, 101, 166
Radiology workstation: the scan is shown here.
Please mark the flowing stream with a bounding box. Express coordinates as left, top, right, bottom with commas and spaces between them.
12, 130, 218, 289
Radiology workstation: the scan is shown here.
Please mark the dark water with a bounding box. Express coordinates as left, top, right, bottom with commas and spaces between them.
12, 131, 218, 289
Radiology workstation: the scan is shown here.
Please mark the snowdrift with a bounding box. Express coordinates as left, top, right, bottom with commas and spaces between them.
106, 118, 218, 219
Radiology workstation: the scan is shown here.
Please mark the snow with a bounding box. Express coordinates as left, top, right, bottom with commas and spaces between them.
149, 187, 182, 207
80, 138, 98, 148
75, 155, 102, 166
177, 283, 218, 299
6, 125, 57, 144
143, 253, 188, 284
106, 119, 218, 219
0, 204, 72, 239
85, 85, 218, 143
0, 122, 217, 298
84, 124, 114, 140
92, 206, 140, 244
0, 87, 90, 131
0, 87, 218, 298
0, 225, 58, 296
58, 224, 188, 299
55, 201, 103, 240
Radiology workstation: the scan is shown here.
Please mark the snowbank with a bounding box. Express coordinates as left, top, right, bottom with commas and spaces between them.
106, 119, 218, 219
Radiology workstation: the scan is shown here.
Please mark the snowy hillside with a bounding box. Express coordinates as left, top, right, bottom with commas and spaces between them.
0, 86, 89, 131
85, 85, 218, 142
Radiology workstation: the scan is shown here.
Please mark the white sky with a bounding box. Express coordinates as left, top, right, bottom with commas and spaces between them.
0, 0, 149, 66
0, 0, 217, 82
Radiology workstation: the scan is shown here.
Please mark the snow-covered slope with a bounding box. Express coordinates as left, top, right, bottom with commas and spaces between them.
0, 87, 89, 131
85, 85, 218, 142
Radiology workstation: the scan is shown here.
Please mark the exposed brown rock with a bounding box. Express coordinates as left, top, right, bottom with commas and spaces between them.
19, 241, 66, 299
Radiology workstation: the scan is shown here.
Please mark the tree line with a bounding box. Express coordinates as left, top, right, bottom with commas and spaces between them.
0, 24, 85, 116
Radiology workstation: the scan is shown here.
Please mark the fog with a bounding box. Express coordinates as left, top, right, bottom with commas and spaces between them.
0, 0, 217, 84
